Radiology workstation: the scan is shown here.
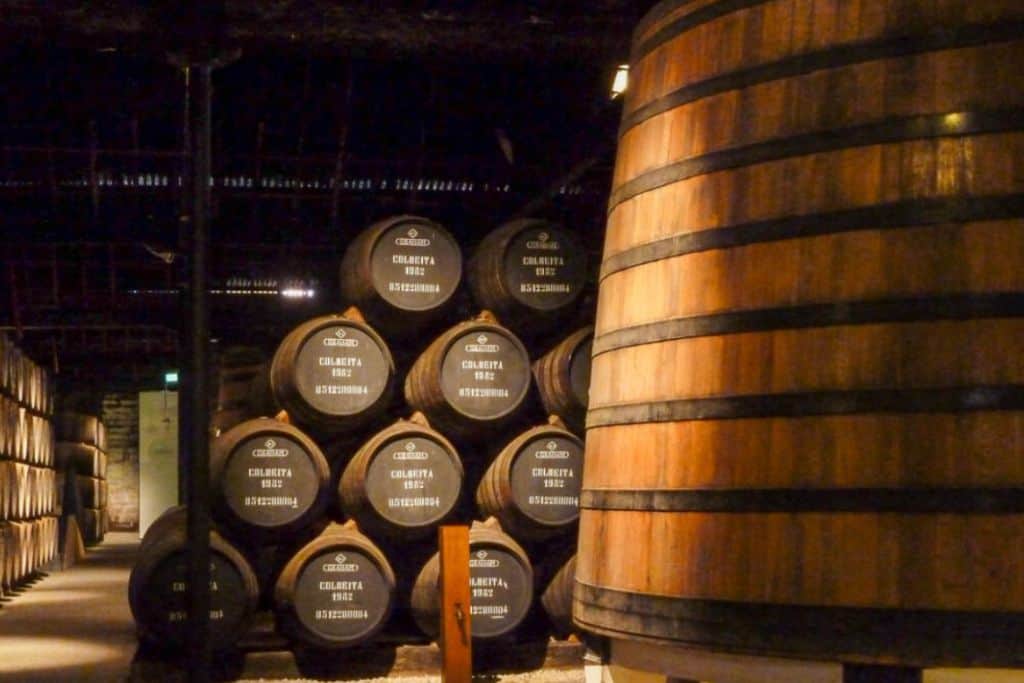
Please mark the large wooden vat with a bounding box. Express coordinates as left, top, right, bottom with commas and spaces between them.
575, 0, 1024, 667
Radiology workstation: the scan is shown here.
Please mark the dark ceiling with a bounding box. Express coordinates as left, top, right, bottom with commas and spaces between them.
0, 1, 655, 388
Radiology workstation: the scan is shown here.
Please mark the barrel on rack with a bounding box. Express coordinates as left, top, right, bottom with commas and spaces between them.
404, 313, 532, 441
467, 219, 588, 336
53, 413, 101, 448
338, 414, 463, 540
213, 346, 275, 435
273, 521, 396, 649
576, 0, 1024, 667
531, 326, 592, 434
410, 518, 533, 640
55, 443, 107, 479
129, 517, 260, 652
270, 311, 396, 437
210, 418, 331, 541
340, 215, 463, 337
476, 418, 583, 542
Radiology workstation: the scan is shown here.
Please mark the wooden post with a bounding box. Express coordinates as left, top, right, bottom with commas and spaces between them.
439, 524, 471, 683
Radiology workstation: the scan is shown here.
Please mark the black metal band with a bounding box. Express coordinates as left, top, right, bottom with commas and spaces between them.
609, 109, 1024, 212
585, 386, 1024, 428
581, 488, 1024, 514
625, 21, 1024, 134
592, 294, 1024, 356
600, 194, 1024, 280
632, 0, 771, 63
573, 583, 1024, 666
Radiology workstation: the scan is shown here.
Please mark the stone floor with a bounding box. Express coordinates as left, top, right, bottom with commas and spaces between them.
0, 531, 139, 682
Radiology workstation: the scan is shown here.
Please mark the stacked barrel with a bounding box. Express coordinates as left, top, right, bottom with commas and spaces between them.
54, 412, 109, 545
132, 214, 594, 657
0, 334, 58, 597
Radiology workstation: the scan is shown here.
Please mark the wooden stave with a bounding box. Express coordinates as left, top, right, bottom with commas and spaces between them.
270, 313, 396, 437
531, 326, 593, 434
53, 413, 100, 448
338, 416, 464, 541
475, 421, 584, 543
272, 522, 396, 649
409, 519, 534, 641
467, 219, 588, 336
339, 215, 463, 337
210, 418, 332, 542
577, 0, 1024, 667
128, 524, 260, 652
403, 315, 533, 440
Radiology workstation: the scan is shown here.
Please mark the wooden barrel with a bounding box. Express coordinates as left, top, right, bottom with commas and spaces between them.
577, 0, 1024, 667
404, 313, 532, 440
53, 413, 101, 448
467, 219, 588, 335
476, 418, 583, 542
129, 522, 259, 651
55, 442, 105, 477
410, 518, 533, 640
540, 555, 576, 640
273, 521, 396, 649
338, 414, 463, 540
270, 311, 395, 436
340, 215, 463, 336
532, 326, 593, 434
210, 418, 331, 540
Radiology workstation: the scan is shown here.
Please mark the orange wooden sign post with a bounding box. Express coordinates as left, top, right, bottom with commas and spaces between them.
439, 524, 472, 683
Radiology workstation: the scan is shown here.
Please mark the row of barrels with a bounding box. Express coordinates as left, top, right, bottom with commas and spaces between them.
211, 414, 582, 547
54, 413, 110, 546
0, 517, 58, 596
255, 310, 593, 442
0, 333, 53, 416
0, 395, 55, 466
0, 462, 57, 520
130, 508, 577, 652
338, 215, 589, 341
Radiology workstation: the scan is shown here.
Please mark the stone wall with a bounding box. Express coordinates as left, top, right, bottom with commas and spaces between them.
102, 392, 139, 531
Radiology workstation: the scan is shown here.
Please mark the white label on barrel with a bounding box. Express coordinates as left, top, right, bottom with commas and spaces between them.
294, 325, 389, 416
510, 434, 583, 525
465, 546, 531, 638
371, 224, 461, 310
440, 330, 529, 419
364, 436, 461, 527
504, 227, 585, 311
294, 548, 390, 641
222, 434, 320, 528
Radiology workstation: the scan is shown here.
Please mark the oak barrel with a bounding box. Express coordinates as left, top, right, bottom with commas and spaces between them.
410, 518, 533, 640
475, 418, 584, 542
273, 521, 396, 649
210, 418, 331, 540
576, 0, 1024, 667
340, 215, 463, 336
53, 413, 100, 448
531, 326, 593, 434
270, 311, 395, 436
129, 519, 260, 651
404, 312, 532, 440
338, 414, 463, 540
467, 219, 588, 335
540, 555, 576, 639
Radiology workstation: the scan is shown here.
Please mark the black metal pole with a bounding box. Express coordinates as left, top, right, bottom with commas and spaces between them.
184, 62, 213, 683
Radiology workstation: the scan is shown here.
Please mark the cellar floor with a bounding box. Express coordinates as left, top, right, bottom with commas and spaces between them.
0, 531, 140, 683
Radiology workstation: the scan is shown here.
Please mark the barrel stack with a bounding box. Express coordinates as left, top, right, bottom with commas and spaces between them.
0, 333, 58, 596
577, 0, 1024, 671
54, 411, 109, 545
130, 213, 596, 658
